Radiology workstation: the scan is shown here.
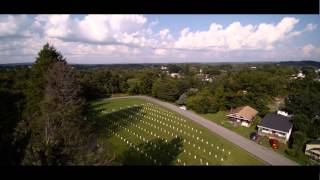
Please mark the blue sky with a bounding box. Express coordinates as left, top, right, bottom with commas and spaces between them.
0, 15, 319, 64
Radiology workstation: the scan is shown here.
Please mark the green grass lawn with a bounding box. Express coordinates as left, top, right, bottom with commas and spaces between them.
90, 98, 265, 165
202, 111, 258, 139
202, 111, 310, 165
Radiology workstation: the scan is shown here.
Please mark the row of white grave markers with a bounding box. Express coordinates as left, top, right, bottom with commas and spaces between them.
110, 110, 231, 157
109, 114, 205, 157
114, 112, 195, 142
141, 106, 186, 123
117, 110, 209, 148
139, 107, 200, 134
107, 128, 165, 165
126, 107, 203, 136
107, 124, 186, 163
141, 109, 193, 131
109, 106, 232, 160
109, 119, 230, 165
140, 103, 184, 121
109, 114, 229, 165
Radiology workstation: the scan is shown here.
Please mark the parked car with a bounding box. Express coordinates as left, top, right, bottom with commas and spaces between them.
179, 105, 187, 110
250, 132, 258, 141
269, 138, 279, 149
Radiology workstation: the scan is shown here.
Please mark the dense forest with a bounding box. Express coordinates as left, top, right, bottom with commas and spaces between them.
1, 44, 319, 165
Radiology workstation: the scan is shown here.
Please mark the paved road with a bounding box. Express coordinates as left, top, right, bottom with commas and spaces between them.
109, 95, 298, 166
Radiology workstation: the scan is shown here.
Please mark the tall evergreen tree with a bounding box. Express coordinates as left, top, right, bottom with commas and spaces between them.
23, 61, 90, 165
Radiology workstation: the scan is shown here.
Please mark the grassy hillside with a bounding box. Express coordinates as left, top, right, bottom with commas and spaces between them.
90, 98, 265, 165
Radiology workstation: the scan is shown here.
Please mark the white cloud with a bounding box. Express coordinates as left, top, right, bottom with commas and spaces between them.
159, 29, 170, 39
303, 44, 315, 57
306, 23, 317, 31
34, 14, 148, 45
154, 48, 167, 56
302, 44, 320, 58
0, 15, 33, 37
174, 17, 302, 51
0, 15, 319, 64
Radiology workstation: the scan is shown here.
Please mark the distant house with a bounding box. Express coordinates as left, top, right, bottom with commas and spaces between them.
291, 71, 305, 80
170, 73, 181, 78
160, 65, 169, 75
197, 73, 214, 82
160, 65, 168, 70
305, 139, 320, 163
226, 106, 258, 127
250, 66, 257, 69
297, 72, 305, 78
257, 113, 293, 143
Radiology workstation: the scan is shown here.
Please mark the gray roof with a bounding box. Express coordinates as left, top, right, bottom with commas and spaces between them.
258, 113, 293, 133
308, 139, 320, 145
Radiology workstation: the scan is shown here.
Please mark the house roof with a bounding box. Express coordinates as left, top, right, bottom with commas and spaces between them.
228, 106, 258, 121
258, 113, 293, 133
308, 148, 320, 155
308, 139, 320, 145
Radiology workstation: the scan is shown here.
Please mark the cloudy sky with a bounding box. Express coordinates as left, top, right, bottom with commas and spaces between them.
0, 14, 319, 64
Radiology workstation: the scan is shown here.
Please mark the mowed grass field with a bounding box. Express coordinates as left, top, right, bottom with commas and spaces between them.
90, 98, 265, 165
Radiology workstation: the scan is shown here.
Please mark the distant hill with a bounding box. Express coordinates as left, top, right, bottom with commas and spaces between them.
278, 60, 320, 68
1, 60, 319, 69
0, 62, 32, 67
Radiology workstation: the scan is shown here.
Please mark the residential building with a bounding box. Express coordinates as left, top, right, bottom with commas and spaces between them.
257, 113, 293, 143
305, 139, 320, 163
160, 65, 168, 70
226, 106, 258, 127
170, 73, 181, 78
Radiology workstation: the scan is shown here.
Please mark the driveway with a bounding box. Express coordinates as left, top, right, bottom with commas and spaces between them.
108, 95, 298, 166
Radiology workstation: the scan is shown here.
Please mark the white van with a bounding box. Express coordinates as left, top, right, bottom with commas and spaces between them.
179, 105, 187, 110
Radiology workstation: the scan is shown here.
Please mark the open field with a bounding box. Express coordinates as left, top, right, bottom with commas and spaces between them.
91, 98, 265, 165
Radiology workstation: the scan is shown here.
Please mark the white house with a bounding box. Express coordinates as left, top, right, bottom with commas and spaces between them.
305, 139, 320, 163
160, 66, 168, 70
257, 113, 293, 143
170, 73, 181, 78
297, 71, 305, 78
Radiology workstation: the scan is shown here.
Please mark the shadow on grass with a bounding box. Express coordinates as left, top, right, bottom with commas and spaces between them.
121, 137, 184, 165
87, 104, 145, 138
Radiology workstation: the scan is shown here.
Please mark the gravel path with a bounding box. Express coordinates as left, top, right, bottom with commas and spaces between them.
108, 95, 299, 166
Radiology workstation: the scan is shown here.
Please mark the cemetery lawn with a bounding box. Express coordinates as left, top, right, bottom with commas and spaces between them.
90, 98, 265, 165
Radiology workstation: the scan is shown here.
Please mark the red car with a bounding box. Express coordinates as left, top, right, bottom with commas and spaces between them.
269, 139, 279, 149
